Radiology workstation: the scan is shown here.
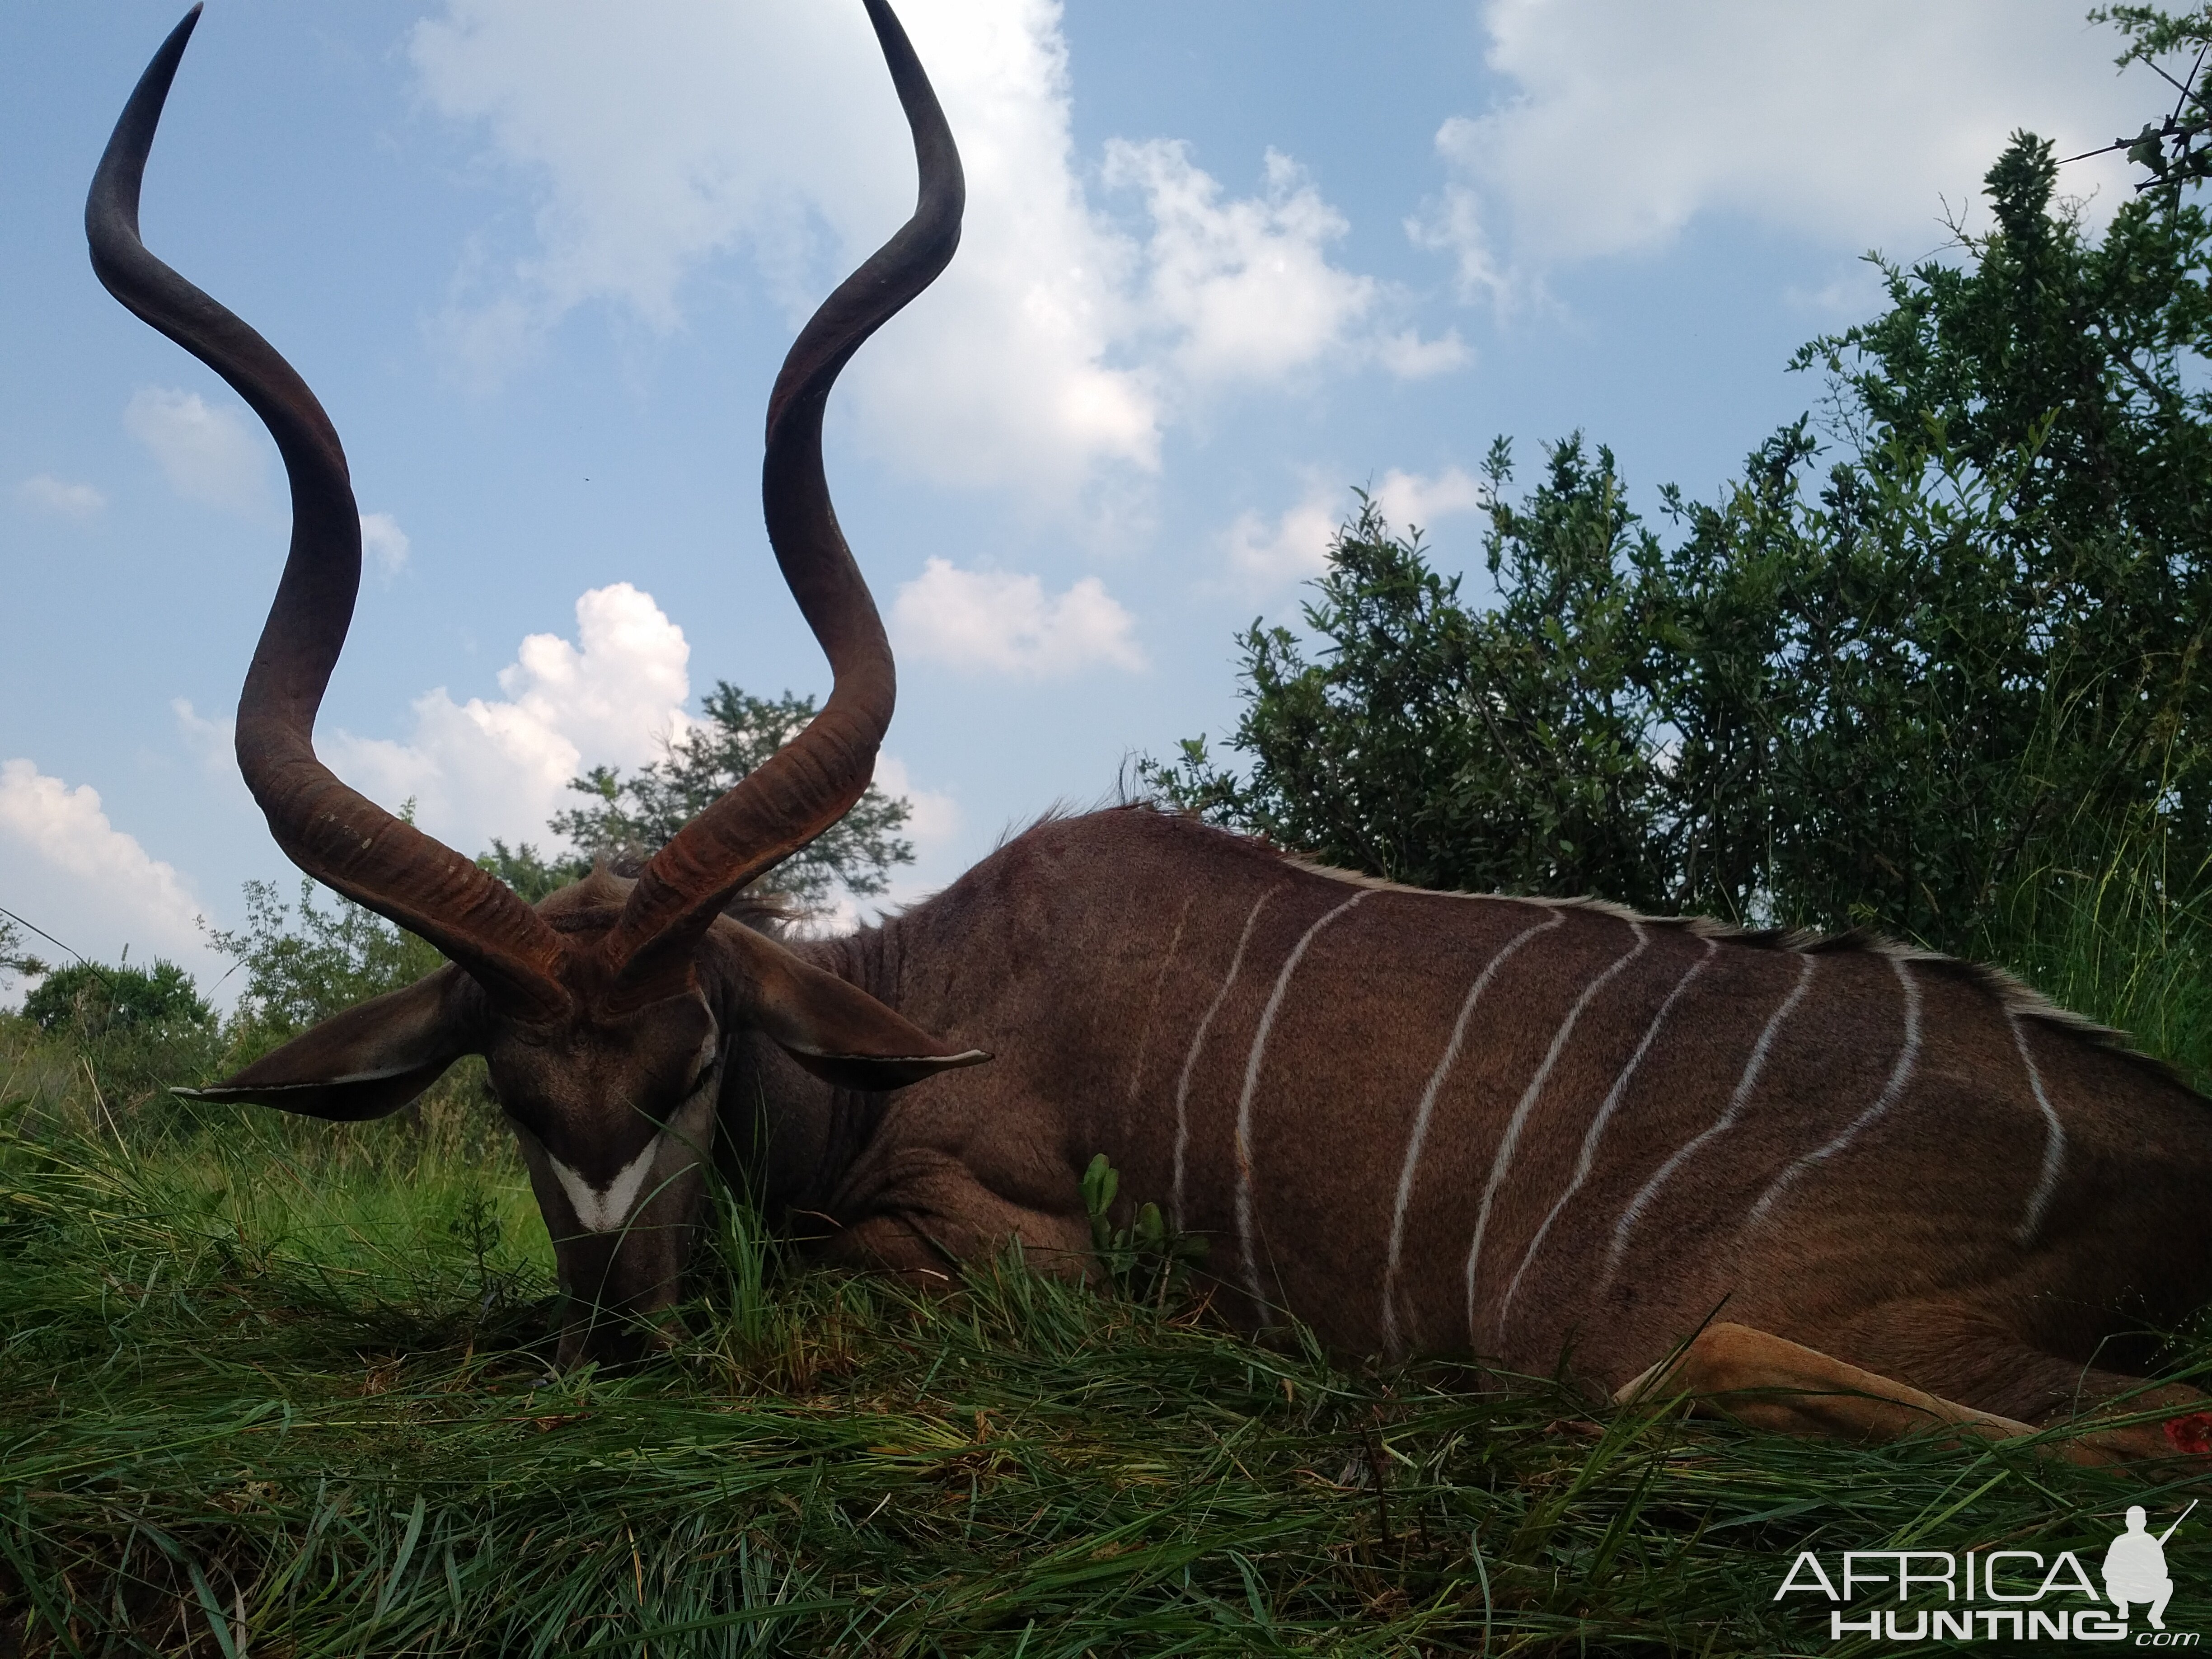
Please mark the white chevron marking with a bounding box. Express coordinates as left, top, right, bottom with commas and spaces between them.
550, 1137, 662, 1235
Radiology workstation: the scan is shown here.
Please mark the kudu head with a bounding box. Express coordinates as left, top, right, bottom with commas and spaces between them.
91, 2, 984, 1368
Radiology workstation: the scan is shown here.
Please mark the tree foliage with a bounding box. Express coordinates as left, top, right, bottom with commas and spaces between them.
21, 958, 213, 1038
474, 840, 588, 905
8, 953, 225, 1121
194, 681, 916, 1043
2092, 4, 2212, 197
206, 880, 445, 1041
0, 914, 45, 1004
1148, 449, 1674, 910
545, 680, 913, 907
1150, 124, 2212, 955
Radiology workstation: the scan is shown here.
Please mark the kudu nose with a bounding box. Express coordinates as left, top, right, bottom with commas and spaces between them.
547, 1221, 692, 1371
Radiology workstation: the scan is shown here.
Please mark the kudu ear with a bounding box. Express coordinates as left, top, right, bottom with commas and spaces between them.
710, 923, 988, 1091
175, 964, 485, 1122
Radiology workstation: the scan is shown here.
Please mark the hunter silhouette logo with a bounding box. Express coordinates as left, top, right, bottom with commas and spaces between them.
2106, 1502, 2194, 1631
1774, 1504, 2199, 1644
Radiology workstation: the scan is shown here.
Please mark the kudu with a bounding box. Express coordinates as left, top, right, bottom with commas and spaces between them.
99, 6, 2212, 1460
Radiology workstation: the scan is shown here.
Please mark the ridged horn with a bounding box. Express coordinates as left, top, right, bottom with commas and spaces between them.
88, 6, 572, 1023
597, 0, 963, 989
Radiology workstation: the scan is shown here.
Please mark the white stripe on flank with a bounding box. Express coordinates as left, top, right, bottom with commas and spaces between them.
1744, 955, 1923, 1229
1496, 935, 1718, 1338
1235, 888, 1374, 1325
1378, 907, 1565, 1356
1172, 888, 1279, 1231
550, 1136, 662, 1234
1463, 920, 1651, 1350
2010, 1012, 2068, 1247
1604, 951, 1816, 1284
1127, 896, 1196, 1106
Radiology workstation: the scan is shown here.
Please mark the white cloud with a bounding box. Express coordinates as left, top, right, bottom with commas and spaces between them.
0, 759, 219, 995
891, 557, 1144, 675
412, 0, 867, 337
325, 582, 694, 853
1784, 266, 1893, 323
873, 755, 961, 850
170, 698, 237, 782
361, 512, 412, 579
409, 0, 1447, 500
1374, 328, 1470, 379
1406, 169, 1516, 309
123, 386, 269, 514
1106, 142, 1371, 386
14, 474, 105, 520
1422, 0, 2147, 279
0, 763, 201, 927
1096, 141, 1465, 390
412, 0, 1154, 492
1222, 467, 1485, 586
166, 585, 953, 920
836, 0, 1162, 493
1373, 465, 1484, 532
1223, 480, 1345, 584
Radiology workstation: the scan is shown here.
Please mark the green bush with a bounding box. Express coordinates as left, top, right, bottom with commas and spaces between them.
550, 679, 914, 905
20, 958, 211, 1037
1149, 127, 2212, 968
4, 957, 225, 1134
200, 876, 445, 1075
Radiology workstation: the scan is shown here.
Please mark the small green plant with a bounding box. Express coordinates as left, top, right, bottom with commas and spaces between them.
447, 1184, 527, 1320
1082, 1152, 1207, 1302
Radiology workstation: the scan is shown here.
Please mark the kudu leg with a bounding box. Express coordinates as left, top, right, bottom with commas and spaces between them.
1613, 1322, 2137, 1465
2045, 1375, 2212, 1463
814, 1143, 1097, 1289
1816, 1297, 2212, 1463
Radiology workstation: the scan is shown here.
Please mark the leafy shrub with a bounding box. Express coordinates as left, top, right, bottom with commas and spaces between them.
20, 959, 211, 1037
549, 679, 914, 905
1150, 128, 2212, 962
205, 878, 443, 1051
1149, 449, 1676, 913
4, 956, 224, 1132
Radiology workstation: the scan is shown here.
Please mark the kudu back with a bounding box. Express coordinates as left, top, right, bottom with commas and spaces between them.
96, 6, 2212, 1455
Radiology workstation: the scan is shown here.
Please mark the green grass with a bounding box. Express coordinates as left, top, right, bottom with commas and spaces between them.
11, 861, 2212, 1656
3, 1111, 2208, 1657
1978, 826, 2212, 1091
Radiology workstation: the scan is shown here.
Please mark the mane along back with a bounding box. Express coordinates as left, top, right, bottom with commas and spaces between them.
1111, 801, 2197, 1097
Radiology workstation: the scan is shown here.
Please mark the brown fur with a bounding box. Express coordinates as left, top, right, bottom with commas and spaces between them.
730, 805, 2212, 1427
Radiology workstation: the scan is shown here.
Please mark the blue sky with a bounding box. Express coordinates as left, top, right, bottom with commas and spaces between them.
0, 0, 2167, 1004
